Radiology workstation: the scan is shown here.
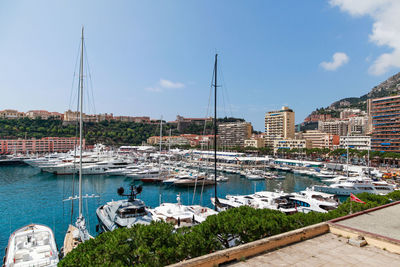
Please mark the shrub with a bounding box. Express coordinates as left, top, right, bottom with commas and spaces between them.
59, 193, 392, 266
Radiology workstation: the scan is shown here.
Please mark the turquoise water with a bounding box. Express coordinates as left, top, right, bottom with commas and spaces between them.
0, 165, 325, 258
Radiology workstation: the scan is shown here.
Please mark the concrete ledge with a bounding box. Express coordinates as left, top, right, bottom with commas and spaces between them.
328, 201, 400, 254
329, 223, 400, 254
329, 201, 400, 224
168, 222, 329, 267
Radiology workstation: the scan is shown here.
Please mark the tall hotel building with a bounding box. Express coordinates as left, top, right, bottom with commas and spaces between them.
265, 106, 295, 147
218, 122, 252, 147
370, 95, 400, 152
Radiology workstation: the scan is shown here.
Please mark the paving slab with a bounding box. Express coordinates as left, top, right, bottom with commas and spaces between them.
227, 233, 400, 267
335, 203, 400, 241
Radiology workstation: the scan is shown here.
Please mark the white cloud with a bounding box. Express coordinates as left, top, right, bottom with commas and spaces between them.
159, 79, 185, 89
320, 52, 349, 71
330, 0, 400, 75
145, 79, 185, 93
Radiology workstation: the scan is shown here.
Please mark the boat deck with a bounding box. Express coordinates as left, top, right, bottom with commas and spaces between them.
63, 225, 81, 256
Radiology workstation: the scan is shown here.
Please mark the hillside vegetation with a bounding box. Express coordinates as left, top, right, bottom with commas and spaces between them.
0, 118, 164, 146
307, 71, 400, 119
0, 116, 246, 146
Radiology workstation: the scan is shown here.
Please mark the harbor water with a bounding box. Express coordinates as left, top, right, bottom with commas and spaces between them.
0, 165, 326, 258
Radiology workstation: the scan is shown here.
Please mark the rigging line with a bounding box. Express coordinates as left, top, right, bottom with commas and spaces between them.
83, 42, 96, 115
217, 59, 227, 119
85, 197, 90, 233
199, 172, 206, 205
71, 55, 82, 225
202, 82, 213, 136
220, 65, 234, 118
192, 175, 198, 205
203, 58, 216, 137
69, 42, 82, 110
84, 69, 91, 115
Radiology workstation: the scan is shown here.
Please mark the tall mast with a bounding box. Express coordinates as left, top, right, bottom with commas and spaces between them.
79, 26, 84, 218
159, 116, 163, 154
169, 128, 171, 151
346, 133, 349, 178
214, 54, 218, 210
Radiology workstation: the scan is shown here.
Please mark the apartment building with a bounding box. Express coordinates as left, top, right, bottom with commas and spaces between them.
264, 106, 295, 147
63, 110, 113, 123
340, 109, 365, 119
273, 139, 311, 154
0, 109, 25, 119
244, 138, 265, 148
218, 122, 252, 147
114, 116, 150, 123
339, 136, 371, 151
318, 120, 349, 136
265, 106, 295, 139
296, 130, 339, 149
147, 134, 218, 147
26, 110, 63, 120
370, 95, 400, 152
0, 137, 83, 154
347, 116, 368, 135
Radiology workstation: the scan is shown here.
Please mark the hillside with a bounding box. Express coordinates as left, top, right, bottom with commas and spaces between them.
307, 71, 400, 119
0, 117, 247, 146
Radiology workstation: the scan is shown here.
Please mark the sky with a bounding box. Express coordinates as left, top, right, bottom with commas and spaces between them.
1, 1, 400, 131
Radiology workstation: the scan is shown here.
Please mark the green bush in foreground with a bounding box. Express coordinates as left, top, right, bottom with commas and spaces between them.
60, 192, 399, 267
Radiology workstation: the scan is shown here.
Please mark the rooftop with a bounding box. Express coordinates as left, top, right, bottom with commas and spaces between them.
228, 233, 400, 266
169, 202, 400, 267
331, 202, 400, 244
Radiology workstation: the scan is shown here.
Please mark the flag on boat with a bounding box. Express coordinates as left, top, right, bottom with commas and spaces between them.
350, 193, 366, 204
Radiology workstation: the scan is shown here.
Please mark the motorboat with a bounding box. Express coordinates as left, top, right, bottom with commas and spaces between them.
173, 177, 216, 187
150, 194, 216, 227
313, 177, 395, 195
289, 189, 339, 213
211, 191, 297, 214
96, 185, 153, 232
3, 224, 59, 267
127, 168, 164, 180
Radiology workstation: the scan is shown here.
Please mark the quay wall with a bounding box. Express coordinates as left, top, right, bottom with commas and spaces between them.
168, 222, 329, 267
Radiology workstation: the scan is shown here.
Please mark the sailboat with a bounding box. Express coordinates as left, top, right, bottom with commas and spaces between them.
206, 54, 224, 211
149, 55, 220, 225
62, 27, 95, 256
140, 116, 169, 183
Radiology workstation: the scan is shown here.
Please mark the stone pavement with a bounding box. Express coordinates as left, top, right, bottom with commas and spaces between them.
227, 233, 400, 267
336, 204, 400, 241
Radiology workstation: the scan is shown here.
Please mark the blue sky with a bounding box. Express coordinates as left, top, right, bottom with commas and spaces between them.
1, 1, 399, 131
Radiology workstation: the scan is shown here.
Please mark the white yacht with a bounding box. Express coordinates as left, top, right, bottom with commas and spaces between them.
322, 175, 348, 183
3, 224, 59, 267
289, 189, 339, 213
186, 205, 218, 223
149, 194, 216, 228
246, 173, 265, 180
314, 169, 337, 179
212, 191, 297, 214
96, 185, 153, 232
313, 178, 395, 195
127, 168, 163, 180
81, 159, 130, 175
